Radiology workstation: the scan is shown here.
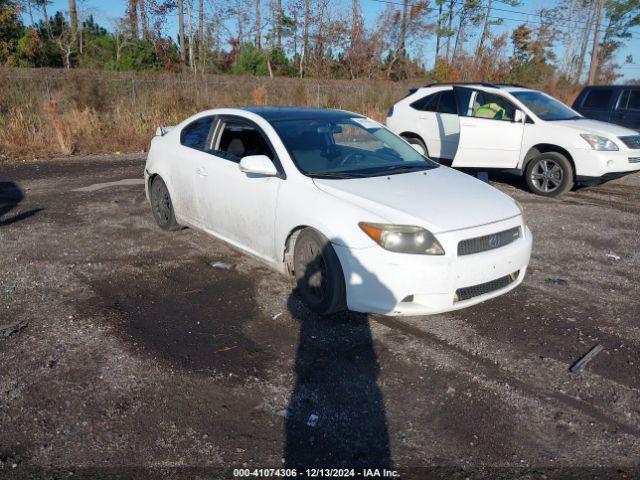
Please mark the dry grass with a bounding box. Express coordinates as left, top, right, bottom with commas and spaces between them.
0, 68, 582, 160
0, 68, 409, 159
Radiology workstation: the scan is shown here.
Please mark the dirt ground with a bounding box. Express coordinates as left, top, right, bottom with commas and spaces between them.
1, 153, 639, 479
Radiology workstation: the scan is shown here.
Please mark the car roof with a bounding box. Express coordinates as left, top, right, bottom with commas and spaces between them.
409, 83, 536, 97
579, 85, 639, 90
240, 106, 363, 122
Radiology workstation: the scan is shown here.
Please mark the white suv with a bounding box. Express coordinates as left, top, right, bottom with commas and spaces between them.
386, 83, 640, 196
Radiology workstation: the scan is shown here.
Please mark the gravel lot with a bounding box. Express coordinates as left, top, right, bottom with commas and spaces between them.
1, 153, 639, 479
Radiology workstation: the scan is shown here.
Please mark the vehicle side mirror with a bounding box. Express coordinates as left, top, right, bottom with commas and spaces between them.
514, 109, 526, 123
239, 155, 278, 177
410, 143, 426, 155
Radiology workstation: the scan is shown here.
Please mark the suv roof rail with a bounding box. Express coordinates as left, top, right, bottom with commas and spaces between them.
421, 82, 529, 89
493, 83, 527, 88
423, 82, 499, 88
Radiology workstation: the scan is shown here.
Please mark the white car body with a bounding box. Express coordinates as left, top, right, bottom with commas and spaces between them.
386, 83, 640, 181
145, 107, 532, 316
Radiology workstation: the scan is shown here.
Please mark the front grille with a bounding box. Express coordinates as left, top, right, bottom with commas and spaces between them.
629, 157, 640, 163
619, 135, 640, 149
457, 226, 521, 256
455, 271, 519, 302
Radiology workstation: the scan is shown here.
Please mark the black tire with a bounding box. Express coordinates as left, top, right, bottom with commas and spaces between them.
150, 176, 180, 230
402, 136, 429, 157
293, 228, 346, 316
525, 152, 574, 197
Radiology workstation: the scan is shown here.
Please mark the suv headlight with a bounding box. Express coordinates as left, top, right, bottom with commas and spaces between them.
580, 134, 619, 151
359, 222, 445, 255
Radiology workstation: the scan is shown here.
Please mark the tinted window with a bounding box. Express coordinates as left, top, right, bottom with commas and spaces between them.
618, 89, 640, 111
180, 116, 215, 150
466, 91, 516, 121
213, 121, 274, 162
511, 91, 580, 121
583, 89, 613, 109
410, 93, 439, 111
271, 117, 438, 178
437, 90, 457, 114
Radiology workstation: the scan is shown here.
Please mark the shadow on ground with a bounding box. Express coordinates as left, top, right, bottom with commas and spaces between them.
284, 240, 394, 469
0, 181, 43, 226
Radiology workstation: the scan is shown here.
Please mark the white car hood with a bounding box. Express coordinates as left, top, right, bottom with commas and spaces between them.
313, 166, 520, 234
551, 118, 638, 137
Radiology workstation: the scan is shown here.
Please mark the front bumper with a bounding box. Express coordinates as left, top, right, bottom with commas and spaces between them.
572, 148, 640, 178
333, 217, 532, 316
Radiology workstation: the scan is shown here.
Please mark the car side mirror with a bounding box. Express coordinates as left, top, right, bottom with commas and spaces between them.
239, 155, 279, 177
514, 109, 526, 123
410, 143, 426, 155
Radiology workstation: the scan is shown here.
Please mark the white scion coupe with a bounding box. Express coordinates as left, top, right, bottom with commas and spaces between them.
145, 107, 532, 316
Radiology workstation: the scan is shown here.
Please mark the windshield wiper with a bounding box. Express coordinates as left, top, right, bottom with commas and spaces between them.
548, 115, 583, 121
379, 164, 429, 174
309, 172, 369, 179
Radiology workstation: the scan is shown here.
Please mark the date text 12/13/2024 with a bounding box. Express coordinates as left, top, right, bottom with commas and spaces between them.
233, 468, 400, 478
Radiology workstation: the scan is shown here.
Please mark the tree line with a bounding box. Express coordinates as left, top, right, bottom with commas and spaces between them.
1, 0, 639, 84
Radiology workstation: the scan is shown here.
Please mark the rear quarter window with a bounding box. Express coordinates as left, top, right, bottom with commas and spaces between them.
618, 89, 640, 111
583, 89, 614, 109
410, 93, 439, 111
181, 116, 215, 150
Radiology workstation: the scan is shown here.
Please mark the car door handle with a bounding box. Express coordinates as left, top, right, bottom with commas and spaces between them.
196, 167, 208, 177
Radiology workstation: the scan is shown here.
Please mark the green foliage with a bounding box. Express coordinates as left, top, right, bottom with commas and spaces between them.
106, 39, 161, 71
232, 43, 269, 76
0, 0, 25, 63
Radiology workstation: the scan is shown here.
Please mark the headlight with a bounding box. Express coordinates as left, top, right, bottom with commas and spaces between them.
359, 222, 445, 255
515, 200, 526, 226
580, 134, 619, 151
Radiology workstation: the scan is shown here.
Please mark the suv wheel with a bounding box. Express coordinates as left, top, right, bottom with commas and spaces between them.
525, 152, 574, 197
402, 136, 429, 157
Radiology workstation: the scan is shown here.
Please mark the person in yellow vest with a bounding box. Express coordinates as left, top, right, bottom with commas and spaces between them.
474, 102, 507, 120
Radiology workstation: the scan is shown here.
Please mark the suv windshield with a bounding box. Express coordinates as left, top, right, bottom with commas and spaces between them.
511, 91, 582, 121
271, 117, 438, 178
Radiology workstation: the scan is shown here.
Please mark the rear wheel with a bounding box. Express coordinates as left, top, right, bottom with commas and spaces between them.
150, 176, 180, 230
402, 135, 429, 157
525, 152, 574, 197
293, 228, 346, 316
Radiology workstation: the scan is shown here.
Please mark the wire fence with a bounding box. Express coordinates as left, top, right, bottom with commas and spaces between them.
0, 68, 412, 158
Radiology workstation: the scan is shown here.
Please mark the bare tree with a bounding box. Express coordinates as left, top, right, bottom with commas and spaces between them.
126, 0, 139, 38
587, 0, 604, 83
178, 0, 186, 67
68, 0, 78, 33
198, 0, 205, 69
255, 0, 262, 48
277, 0, 283, 49
139, 0, 150, 39
186, 0, 195, 71
575, 1, 596, 82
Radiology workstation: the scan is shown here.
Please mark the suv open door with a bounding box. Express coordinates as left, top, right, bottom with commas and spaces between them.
452, 86, 526, 169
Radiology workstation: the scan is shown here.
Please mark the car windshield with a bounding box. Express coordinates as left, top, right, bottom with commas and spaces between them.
271, 117, 438, 178
511, 91, 582, 121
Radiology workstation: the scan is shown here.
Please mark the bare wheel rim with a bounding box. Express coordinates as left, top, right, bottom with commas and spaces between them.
153, 183, 172, 224
530, 159, 563, 193
296, 239, 328, 305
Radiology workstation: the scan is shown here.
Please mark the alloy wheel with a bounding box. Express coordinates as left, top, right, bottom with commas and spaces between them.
530, 159, 563, 193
